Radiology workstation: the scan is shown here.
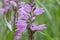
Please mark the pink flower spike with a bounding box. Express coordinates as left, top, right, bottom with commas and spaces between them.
31, 24, 46, 31
34, 8, 44, 15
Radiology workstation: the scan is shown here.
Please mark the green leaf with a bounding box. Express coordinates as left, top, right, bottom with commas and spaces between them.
6, 31, 13, 40
4, 17, 13, 31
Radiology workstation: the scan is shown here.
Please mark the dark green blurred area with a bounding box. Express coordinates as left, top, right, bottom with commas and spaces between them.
0, 0, 60, 40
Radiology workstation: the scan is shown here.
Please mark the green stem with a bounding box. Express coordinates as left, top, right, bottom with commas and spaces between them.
12, 10, 17, 40
27, 25, 35, 40
27, 0, 35, 40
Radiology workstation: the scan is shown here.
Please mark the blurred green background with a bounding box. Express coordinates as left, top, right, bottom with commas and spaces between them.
0, 0, 60, 40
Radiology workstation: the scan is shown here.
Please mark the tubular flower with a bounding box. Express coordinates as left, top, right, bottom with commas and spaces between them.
10, 1, 17, 8
30, 24, 46, 31
34, 8, 44, 15
17, 7, 29, 19
15, 19, 27, 35
24, 4, 31, 12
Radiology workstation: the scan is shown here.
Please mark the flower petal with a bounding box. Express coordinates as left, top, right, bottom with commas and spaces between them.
0, 8, 5, 14
31, 24, 46, 31
24, 4, 31, 12
18, 8, 27, 15
34, 8, 44, 15
10, 1, 17, 7
17, 8, 29, 19
20, 2, 25, 7
16, 20, 27, 28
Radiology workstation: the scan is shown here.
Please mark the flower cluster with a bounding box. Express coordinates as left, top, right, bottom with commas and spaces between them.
0, 0, 46, 40
0, 0, 9, 14
0, 0, 18, 14
15, 1, 46, 36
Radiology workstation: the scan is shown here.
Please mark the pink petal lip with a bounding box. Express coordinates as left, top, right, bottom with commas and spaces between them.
30, 24, 46, 31
34, 8, 44, 15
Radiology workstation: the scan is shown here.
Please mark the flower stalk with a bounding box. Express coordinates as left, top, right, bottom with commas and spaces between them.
0, 0, 46, 40
27, 0, 36, 40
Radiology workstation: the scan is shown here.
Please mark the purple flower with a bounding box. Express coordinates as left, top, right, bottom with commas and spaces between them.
24, 4, 31, 12
34, 8, 44, 15
18, 8, 27, 15
30, 24, 46, 31
14, 34, 21, 40
15, 20, 27, 35
0, 8, 5, 14
15, 1, 46, 37
20, 2, 31, 12
4, 6, 10, 11
4, 0, 9, 6
10, 1, 17, 8
20, 14, 29, 19
19, 2, 44, 16
17, 8, 29, 19
16, 20, 27, 28
0, 6, 9, 14
20, 2, 25, 7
